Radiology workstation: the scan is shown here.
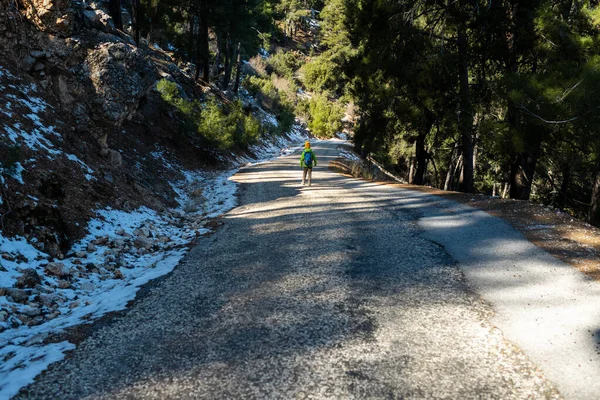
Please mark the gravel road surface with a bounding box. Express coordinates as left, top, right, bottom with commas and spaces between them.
18, 141, 590, 399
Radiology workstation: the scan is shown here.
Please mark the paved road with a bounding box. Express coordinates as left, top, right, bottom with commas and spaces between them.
20, 140, 599, 399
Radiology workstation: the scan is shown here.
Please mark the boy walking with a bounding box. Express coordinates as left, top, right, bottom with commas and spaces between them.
300, 141, 317, 186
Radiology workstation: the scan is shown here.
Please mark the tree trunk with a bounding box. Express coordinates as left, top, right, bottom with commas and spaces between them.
472, 131, 479, 179
413, 134, 427, 185
109, 0, 122, 30
194, 3, 210, 83
222, 38, 233, 89
590, 171, 600, 226
408, 158, 415, 184
444, 142, 460, 191
212, 34, 222, 78
561, 0, 574, 20
199, 5, 210, 82
502, 183, 510, 199
558, 164, 570, 210
509, 131, 542, 200
509, 154, 536, 200
131, 0, 141, 45
187, 14, 195, 62
454, 153, 463, 191
194, 14, 201, 81
233, 42, 242, 95
457, 24, 474, 193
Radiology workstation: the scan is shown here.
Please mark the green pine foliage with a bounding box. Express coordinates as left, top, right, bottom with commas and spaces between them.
335, 0, 600, 224
157, 79, 262, 149
305, 94, 344, 138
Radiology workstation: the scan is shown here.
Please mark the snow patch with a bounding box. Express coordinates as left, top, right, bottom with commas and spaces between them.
0, 162, 25, 184
0, 341, 75, 399
0, 123, 309, 398
339, 148, 361, 162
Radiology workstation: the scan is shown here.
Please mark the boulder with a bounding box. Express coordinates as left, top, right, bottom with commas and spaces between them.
107, 149, 122, 168
15, 268, 42, 289
44, 262, 69, 277
20, 306, 42, 317
82, 10, 101, 28
6, 288, 29, 304
84, 42, 156, 124
57, 75, 74, 105
84, 262, 99, 271
22, 55, 37, 72
38, 293, 58, 306
134, 236, 153, 250
83, 9, 115, 33
56, 280, 71, 289
30, 49, 47, 58
80, 282, 95, 291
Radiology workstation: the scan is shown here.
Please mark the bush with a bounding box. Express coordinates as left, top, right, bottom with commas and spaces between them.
157, 79, 262, 150
267, 50, 303, 80
306, 94, 344, 138
199, 100, 263, 150
244, 76, 280, 109
156, 79, 199, 117
243, 75, 296, 135
248, 55, 268, 77
300, 57, 339, 93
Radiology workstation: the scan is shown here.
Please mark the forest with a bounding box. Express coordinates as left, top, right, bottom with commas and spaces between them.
107, 0, 600, 226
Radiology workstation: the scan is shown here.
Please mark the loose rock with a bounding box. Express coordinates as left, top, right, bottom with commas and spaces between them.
56, 280, 71, 289
134, 236, 153, 250
15, 268, 42, 289
20, 306, 42, 317
44, 262, 68, 277
113, 270, 124, 280
6, 288, 29, 304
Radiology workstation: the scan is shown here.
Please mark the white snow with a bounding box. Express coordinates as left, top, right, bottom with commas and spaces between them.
0, 341, 75, 399
0, 162, 25, 185
0, 67, 62, 158
339, 147, 361, 162
66, 154, 95, 180
0, 116, 308, 398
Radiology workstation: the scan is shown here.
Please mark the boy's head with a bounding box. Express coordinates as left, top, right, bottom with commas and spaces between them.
305, 141, 311, 149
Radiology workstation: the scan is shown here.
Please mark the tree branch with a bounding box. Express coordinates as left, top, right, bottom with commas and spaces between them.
517, 104, 579, 124
553, 79, 583, 103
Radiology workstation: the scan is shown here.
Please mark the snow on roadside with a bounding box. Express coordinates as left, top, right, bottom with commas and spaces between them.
339, 148, 361, 162
0, 66, 95, 181
0, 121, 308, 399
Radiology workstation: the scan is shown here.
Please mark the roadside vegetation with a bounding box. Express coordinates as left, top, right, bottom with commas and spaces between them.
108, 0, 600, 227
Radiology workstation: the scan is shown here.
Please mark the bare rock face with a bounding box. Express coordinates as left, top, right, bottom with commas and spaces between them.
84, 42, 156, 124
19, 0, 77, 36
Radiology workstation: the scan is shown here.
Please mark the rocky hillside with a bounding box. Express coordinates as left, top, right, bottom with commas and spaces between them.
0, 0, 293, 256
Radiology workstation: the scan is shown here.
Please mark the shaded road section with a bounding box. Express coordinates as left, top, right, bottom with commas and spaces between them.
18, 141, 566, 399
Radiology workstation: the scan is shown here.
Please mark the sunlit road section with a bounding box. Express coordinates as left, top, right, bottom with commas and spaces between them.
18, 141, 600, 399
